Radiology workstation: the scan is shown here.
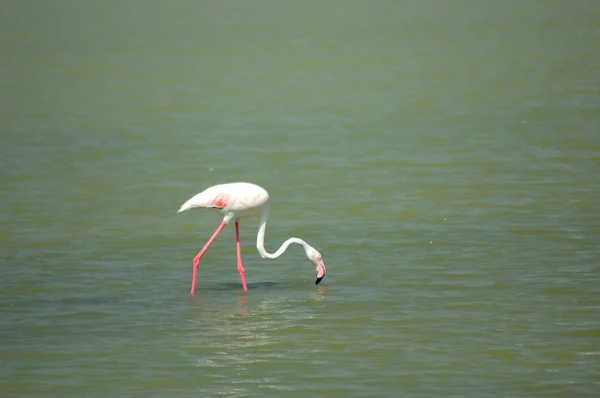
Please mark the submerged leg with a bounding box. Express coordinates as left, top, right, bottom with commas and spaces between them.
191, 219, 229, 294
235, 220, 248, 292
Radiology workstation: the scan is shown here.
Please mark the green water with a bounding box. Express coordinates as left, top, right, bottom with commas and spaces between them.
2, 1, 599, 396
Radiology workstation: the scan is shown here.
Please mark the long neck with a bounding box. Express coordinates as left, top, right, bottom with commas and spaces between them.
256, 204, 310, 259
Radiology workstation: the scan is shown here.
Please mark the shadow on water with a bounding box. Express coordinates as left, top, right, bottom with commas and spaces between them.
192, 280, 299, 293
190, 283, 327, 313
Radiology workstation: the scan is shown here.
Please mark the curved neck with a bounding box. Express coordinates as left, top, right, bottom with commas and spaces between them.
256, 204, 310, 259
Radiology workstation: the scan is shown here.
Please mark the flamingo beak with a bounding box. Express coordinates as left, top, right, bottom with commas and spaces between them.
315, 258, 326, 285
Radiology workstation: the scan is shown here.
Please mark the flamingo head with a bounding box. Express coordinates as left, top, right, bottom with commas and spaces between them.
305, 247, 326, 285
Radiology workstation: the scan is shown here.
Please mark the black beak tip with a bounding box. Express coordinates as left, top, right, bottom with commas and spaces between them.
315, 277, 323, 285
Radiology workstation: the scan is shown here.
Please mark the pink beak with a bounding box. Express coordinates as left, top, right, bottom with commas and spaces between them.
315, 259, 326, 285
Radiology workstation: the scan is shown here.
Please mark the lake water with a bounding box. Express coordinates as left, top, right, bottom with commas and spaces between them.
1, 1, 599, 397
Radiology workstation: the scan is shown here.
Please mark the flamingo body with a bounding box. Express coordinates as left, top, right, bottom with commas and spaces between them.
178, 182, 326, 294
178, 182, 269, 218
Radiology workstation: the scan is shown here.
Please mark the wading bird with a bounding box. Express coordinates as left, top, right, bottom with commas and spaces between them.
177, 182, 327, 293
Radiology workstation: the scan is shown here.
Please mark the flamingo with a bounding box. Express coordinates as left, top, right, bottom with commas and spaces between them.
177, 182, 327, 293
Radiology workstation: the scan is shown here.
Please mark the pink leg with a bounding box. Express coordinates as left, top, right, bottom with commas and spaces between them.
235, 221, 248, 292
191, 220, 229, 294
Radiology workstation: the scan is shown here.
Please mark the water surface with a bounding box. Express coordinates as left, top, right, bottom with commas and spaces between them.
1, 1, 599, 396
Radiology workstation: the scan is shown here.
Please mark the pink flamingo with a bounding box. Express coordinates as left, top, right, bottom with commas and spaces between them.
177, 182, 327, 293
